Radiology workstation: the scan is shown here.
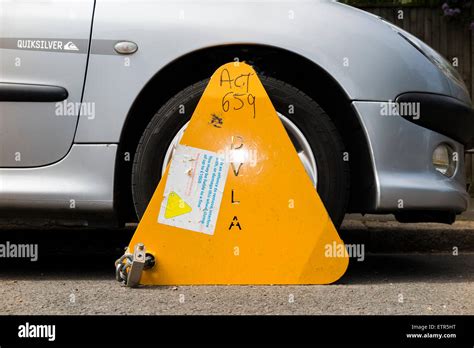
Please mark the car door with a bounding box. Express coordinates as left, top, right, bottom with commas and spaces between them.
0, 0, 94, 167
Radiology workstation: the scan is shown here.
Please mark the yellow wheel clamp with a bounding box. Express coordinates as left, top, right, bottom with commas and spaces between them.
116, 62, 348, 286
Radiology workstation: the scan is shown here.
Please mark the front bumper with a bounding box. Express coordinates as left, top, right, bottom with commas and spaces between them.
353, 100, 470, 214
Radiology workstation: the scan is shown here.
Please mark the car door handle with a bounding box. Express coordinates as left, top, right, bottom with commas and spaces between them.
0, 82, 68, 102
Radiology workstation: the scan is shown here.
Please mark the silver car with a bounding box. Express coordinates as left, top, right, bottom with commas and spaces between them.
1, 0, 473, 228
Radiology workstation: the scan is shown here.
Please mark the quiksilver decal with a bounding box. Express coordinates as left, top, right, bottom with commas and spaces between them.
0, 38, 88, 54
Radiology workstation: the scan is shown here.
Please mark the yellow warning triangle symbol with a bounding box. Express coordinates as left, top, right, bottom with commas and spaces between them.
128, 62, 349, 285
164, 192, 192, 219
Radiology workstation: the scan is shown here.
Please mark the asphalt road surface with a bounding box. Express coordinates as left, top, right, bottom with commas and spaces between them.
0, 216, 473, 315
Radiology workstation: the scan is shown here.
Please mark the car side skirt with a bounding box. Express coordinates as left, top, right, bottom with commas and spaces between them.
0, 144, 116, 218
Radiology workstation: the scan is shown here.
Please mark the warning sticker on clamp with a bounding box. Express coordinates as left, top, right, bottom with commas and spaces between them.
158, 144, 229, 235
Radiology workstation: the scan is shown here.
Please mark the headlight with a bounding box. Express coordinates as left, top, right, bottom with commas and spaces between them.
382, 19, 465, 87
432, 144, 456, 177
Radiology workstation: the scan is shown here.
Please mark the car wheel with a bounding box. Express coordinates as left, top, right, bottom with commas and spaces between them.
132, 76, 350, 227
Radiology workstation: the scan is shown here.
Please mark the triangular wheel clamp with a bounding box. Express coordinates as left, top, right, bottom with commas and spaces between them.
128, 62, 349, 285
